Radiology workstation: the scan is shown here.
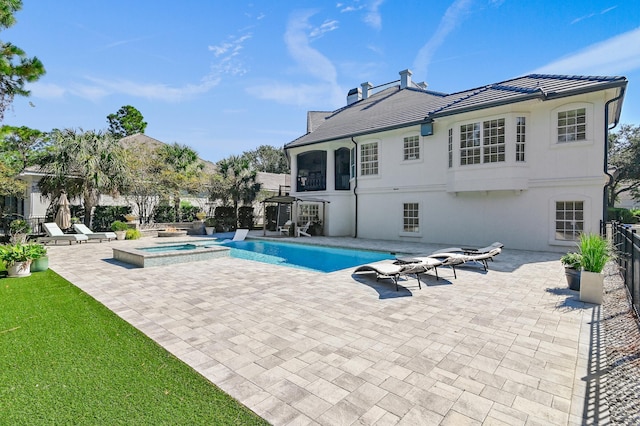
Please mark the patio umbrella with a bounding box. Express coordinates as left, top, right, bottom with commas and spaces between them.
55, 192, 71, 230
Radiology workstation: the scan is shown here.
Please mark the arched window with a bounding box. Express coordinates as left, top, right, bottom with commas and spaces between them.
335, 148, 350, 190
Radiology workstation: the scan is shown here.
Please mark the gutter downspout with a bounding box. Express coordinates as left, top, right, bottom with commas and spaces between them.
351, 137, 358, 238
603, 89, 626, 226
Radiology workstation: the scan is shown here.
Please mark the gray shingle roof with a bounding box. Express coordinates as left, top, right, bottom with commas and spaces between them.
285, 74, 627, 149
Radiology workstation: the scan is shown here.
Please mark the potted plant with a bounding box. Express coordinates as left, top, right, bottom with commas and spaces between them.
29, 243, 49, 272
196, 211, 206, 221
578, 233, 611, 304
560, 252, 582, 291
111, 220, 129, 240
204, 217, 217, 235
0, 243, 37, 277
9, 219, 31, 244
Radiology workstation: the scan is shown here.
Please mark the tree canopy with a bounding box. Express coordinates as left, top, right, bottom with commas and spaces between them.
0, 125, 46, 198
241, 145, 289, 174
107, 105, 147, 139
38, 129, 127, 226
608, 124, 640, 207
0, 0, 45, 121
209, 155, 261, 225
156, 142, 206, 221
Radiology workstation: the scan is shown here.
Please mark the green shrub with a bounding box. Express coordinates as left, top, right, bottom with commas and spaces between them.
265, 205, 278, 231
180, 204, 201, 222
238, 206, 254, 230
608, 207, 638, 224
27, 243, 47, 260
111, 221, 129, 232
560, 252, 582, 269
213, 206, 236, 231
152, 203, 176, 223
125, 229, 142, 240
0, 242, 40, 266
93, 205, 132, 231
579, 233, 611, 273
9, 219, 31, 234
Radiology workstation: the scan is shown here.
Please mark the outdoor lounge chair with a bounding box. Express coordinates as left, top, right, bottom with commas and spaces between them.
296, 221, 311, 237
222, 228, 249, 242
428, 248, 502, 274
354, 257, 443, 291
278, 220, 292, 235
39, 222, 89, 245
73, 223, 117, 242
396, 254, 464, 279
433, 241, 503, 256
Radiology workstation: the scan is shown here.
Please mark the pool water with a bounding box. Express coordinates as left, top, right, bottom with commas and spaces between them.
223, 240, 394, 273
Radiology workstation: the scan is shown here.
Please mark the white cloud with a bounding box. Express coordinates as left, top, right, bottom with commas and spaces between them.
284, 10, 339, 85
412, 0, 473, 80
246, 10, 344, 108
571, 6, 617, 25
76, 76, 220, 102
207, 33, 252, 78
363, 0, 384, 30
248, 82, 343, 108
309, 19, 339, 40
208, 33, 252, 57
532, 27, 640, 76
28, 82, 67, 99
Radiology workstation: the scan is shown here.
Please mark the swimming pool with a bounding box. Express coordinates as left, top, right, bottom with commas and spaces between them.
223, 240, 394, 273
116, 239, 395, 272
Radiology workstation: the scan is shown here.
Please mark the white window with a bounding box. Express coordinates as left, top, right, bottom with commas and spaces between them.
350, 147, 355, 178
298, 204, 319, 226
403, 135, 420, 160
516, 116, 526, 162
555, 201, 583, 241
482, 118, 505, 163
360, 142, 378, 176
448, 128, 453, 168
558, 108, 586, 142
460, 123, 481, 165
403, 203, 419, 233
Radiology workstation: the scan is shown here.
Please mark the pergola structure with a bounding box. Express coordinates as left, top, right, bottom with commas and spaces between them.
261, 195, 329, 236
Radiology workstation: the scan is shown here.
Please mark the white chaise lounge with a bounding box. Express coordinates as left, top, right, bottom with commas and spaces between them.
39, 222, 88, 245
73, 223, 117, 242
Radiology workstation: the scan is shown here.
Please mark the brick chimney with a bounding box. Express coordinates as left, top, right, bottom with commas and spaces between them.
399, 69, 412, 89
347, 87, 362, 105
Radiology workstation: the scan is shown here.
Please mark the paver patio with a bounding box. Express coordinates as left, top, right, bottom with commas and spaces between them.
46, 234, 602, 425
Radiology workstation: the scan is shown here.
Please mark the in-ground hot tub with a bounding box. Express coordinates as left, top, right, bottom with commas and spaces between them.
112, 242, 229, 268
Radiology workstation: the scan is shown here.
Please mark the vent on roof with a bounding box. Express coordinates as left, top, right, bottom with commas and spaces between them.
361, 82, 373, 100
400, 69, 412, 89
347, 87, 362, 105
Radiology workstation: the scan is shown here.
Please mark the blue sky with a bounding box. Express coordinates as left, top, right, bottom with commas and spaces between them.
4, 0, 640, 163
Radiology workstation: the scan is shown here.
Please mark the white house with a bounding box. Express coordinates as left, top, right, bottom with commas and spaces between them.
284, 70, 627, 252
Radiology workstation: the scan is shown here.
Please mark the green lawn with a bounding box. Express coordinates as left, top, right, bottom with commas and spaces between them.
0, 268, 269, 425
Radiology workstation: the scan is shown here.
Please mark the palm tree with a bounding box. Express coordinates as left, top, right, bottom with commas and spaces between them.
38, 129, 127, 226
209, 155, 261, 226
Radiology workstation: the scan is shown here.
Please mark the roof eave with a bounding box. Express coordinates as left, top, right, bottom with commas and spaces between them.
284, 119, 430, 150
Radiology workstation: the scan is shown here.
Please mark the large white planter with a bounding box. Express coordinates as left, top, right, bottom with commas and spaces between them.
580, 270, 604, 304
8, 261, 32, 278
115, 231, 126, 240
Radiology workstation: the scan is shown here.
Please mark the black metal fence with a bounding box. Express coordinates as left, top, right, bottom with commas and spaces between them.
612, 221, 640, 317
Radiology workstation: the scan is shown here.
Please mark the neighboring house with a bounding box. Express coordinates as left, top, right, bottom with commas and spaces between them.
10, 134, 288, 228
284, 70, 627, 252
